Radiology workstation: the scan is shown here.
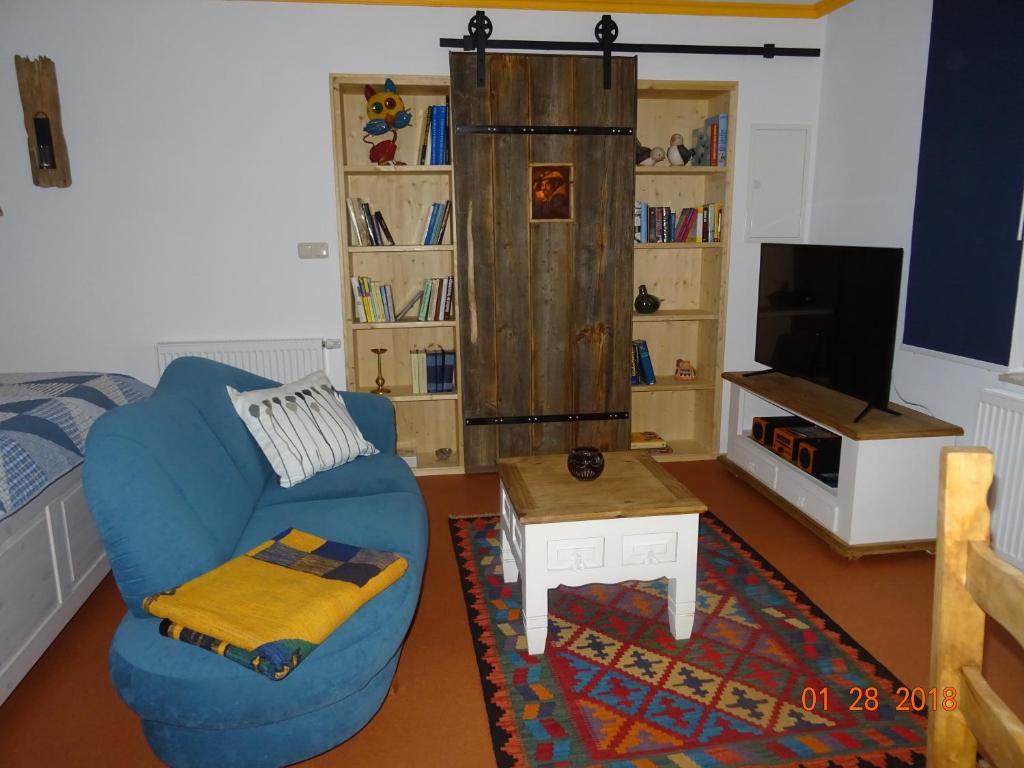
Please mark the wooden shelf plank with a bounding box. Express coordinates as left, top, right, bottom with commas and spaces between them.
635, 166, 727, 175
343, 165, 452, 175
412, 450, 462, 475
634, 242, 722, 250
632, 381, 716, 393
632, 310, 718, 322
353, 385, 457, 401
639, 439, 716, 462
348, 244, 455, 253
350, 320, 456, 330
722, 371, 964, 440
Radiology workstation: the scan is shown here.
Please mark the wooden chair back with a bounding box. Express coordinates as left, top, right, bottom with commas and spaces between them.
928, 447, 1024, 767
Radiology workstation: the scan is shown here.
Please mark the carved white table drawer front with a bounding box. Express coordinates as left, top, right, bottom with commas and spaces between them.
547, 537, 604, 571
622, 531, 678, 566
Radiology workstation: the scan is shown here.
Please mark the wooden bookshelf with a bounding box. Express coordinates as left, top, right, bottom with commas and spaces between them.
331, 73, 463, 476
631, 80, 736, 463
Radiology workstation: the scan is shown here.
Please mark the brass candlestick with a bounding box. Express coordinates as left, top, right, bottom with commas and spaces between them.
370, 348, 390, 394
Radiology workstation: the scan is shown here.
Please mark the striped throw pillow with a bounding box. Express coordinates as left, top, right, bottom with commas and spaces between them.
228, 371, 377, 487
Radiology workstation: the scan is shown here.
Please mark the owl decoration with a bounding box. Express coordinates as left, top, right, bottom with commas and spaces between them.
363, 78, 412, 165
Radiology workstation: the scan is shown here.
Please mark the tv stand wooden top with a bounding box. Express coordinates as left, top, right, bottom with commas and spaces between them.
723, 371, 963, 440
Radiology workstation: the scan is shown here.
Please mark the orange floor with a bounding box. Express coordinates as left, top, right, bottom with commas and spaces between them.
0, 461, 1020, 767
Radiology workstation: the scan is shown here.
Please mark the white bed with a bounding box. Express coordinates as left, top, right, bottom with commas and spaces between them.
0, 466, 108, 704
0, 371, 151, 706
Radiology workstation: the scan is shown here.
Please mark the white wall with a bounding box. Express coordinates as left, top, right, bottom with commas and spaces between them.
1, 0, 823, 396
808, 0, 1011, 441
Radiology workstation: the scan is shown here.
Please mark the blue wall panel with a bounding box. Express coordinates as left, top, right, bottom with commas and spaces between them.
903, 0, 1024, 365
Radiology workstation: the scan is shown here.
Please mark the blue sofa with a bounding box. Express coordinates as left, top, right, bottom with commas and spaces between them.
83, 358, 428, 768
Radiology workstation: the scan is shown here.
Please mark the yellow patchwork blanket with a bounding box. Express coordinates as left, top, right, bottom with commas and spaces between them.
143, 528, 407, 680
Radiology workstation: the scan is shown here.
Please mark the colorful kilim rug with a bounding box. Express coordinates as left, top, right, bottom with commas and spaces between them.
450, 514, 927, 768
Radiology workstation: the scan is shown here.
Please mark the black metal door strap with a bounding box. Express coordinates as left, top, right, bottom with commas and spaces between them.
465, 411, 630, 426
456, 125, 633, 136
442, 11, 821, 88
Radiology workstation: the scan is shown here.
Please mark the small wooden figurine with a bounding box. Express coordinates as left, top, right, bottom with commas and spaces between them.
673, 358, 697, 382
362, 78, 412, 165
666, 134, 695, 166
635, 140, 666, 167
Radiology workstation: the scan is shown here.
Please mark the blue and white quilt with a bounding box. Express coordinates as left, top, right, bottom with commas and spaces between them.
0, 373, 153, 519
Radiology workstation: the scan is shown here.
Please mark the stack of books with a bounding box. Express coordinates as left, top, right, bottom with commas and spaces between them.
630, 340, 656, 385
409, 347, 456, 393
416, 276, 455, 322
691, 113, 728, 167
630, 430, 668, 450
421, 200, 451, 245
346, 198, 395, 247
349, 276, 454, 324
634, 202, 723, 243
417, 101, 450, 166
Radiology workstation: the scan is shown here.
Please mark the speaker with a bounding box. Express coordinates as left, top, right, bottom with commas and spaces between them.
751, 416, 808, 446
796, 437, 841, 476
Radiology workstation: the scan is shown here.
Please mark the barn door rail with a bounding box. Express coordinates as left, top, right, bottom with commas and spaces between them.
441, 11, 821, 88
456, 125, 632, 136
465, 411, 630, 427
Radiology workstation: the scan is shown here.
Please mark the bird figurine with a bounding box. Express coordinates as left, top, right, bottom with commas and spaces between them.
636, 139, 651, 166
638, 146, 666, 167
667, 133, 695, 166
362, 78, 413, 165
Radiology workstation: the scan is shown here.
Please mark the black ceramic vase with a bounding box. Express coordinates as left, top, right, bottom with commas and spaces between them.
567, 446, 605, 481
634, 284, 660, 314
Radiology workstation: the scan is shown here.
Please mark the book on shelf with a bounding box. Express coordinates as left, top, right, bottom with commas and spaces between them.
630, 430, 668, 450
417, 106, 432, 166
373, 211, 395, 246
417, 278, 432, 322
395, 289, 423, 321
350, 277, 367, 323
441, 348, 455, 393
382, 283, 395, 322
704, 113, 727, 167
630, 342, 640, 385
359, 201, 379, 246
346, 197, 372, 246
691, 127, 709, 166
436, 199, 451, 244
429, 104, 448, 165
443, 96, 451, 165
632, 339, 656, 385
421, 200, 451, 245
427, 348, 441, 393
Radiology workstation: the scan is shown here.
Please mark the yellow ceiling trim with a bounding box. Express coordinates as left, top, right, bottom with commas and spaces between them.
260, 0, 855, 19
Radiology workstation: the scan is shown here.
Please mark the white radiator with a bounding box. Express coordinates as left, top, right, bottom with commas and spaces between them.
155, 338, 331, 383
975, 387, 1024, 570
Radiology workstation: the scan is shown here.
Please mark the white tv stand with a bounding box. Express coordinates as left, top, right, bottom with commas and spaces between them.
722, 372, 963, 557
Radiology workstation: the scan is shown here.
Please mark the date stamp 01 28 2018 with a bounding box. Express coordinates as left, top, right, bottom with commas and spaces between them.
801, 686, 959, 713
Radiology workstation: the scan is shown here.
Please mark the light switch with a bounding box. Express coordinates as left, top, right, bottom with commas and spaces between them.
298, 242, 329, 259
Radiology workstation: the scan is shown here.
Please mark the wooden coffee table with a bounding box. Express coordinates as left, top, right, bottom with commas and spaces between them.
497, 451, 706, 655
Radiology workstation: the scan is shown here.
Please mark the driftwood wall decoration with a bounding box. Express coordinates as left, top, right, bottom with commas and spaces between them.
14, 55, 71, 188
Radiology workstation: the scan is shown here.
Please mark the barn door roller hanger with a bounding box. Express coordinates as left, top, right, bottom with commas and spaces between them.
441, 11, 821, 88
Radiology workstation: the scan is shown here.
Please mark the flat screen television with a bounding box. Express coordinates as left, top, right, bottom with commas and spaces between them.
754, 243, 904, 417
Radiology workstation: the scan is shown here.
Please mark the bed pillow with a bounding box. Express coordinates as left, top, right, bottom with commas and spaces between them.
228, 371, 377, 488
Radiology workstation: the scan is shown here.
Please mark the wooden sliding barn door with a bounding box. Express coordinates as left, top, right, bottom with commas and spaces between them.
451, 53, 636, 472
